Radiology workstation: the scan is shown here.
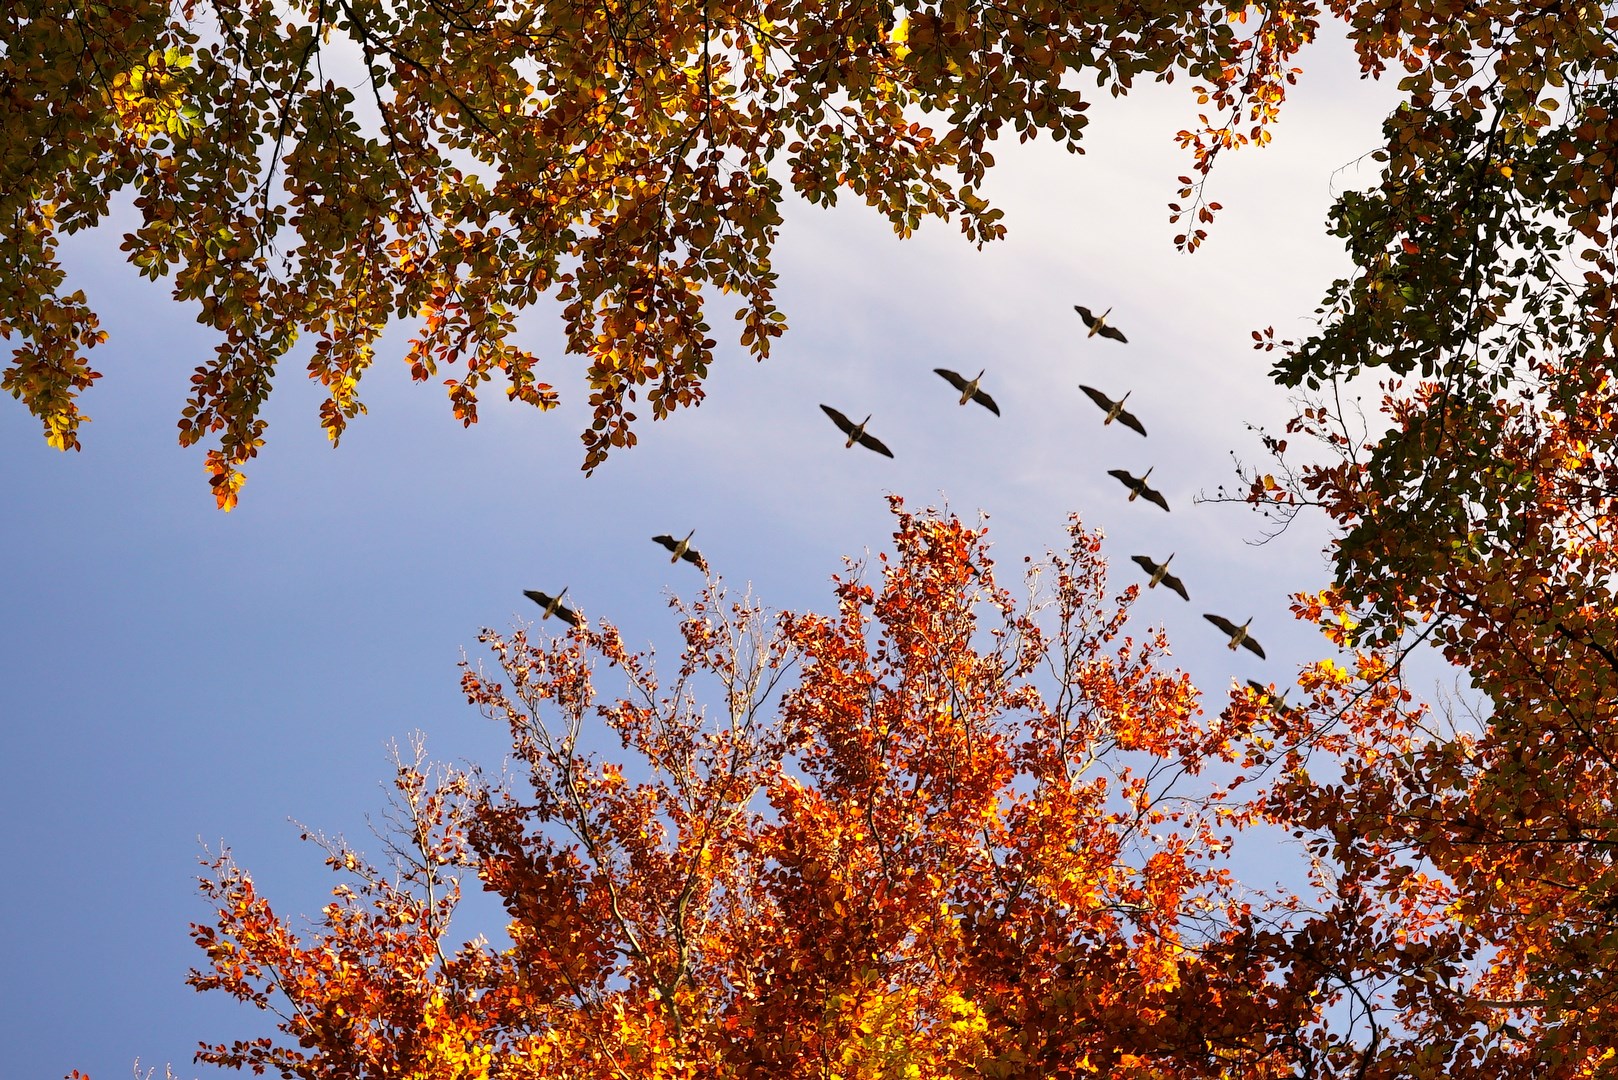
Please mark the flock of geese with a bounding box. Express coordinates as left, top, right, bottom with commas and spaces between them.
526, 304, 1268, 664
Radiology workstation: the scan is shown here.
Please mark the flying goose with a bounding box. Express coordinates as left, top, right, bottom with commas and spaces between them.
1245, 680, 1293, 712
934, 368, 1001, 415
1206, 614, 1265, 659
1107, 467, 1170, 512
1074, 304, 1128, 343
653, 530, 708, 571
1129, 554, 1189, 601
821, 405, 895, 458
1079, 385, 1147, 436
523, 588, 580, 627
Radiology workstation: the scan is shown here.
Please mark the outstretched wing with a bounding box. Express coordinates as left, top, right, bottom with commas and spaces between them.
820, 404, 854, 436
1080, 385, 1115, 413
1241, 635, 1267, 660
651, 534, 678, 552
1141, 484, 1170, 512
972, 389, 1001, 416
1204, 613, 1237, 637
1116, 408, 1147, 437
1162, 572, 1189, 602
1106, 469, 1133, 487
680, 548, 708, 571
934, 368, 968, 393
1097, 323, 1128, 344
857, 431, 895, 458
1130, 555, 1157, 576
1073, 304, 1098, 329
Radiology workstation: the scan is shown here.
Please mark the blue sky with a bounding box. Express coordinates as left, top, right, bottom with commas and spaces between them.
3, 38, 1402, 1079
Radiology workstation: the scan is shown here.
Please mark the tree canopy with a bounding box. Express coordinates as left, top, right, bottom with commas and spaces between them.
183, 503, 1593, 1079
6, 0, 1306, 505
1233, 5, 1618, 1059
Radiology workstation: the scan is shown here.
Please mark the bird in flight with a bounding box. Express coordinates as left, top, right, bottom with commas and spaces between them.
1245, 680, 1293, 713
1129, 554, 1189, 601
523, 588, 580, 627
1206, 614, 1266, 659
1078, 385, 1146, 436
1074, 304, 1128, 343
820, 405, 895, 458
1107, 467, 1170, 512
934, 368, 1001, 415
653, 529, 708, 571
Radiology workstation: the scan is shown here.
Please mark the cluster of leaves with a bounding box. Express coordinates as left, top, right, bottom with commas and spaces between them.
1228, 2, 1618, 1064
1241, 372, 1618, 1068
170, 502, 1610, 1078
4, 0, 1314, 505
1253, 0, 1618, 643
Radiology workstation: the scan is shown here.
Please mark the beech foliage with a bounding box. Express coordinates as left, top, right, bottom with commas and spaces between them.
172, 503, 1606, 1079
1235, 4, 1618, 1065
6, 0, 1305, 504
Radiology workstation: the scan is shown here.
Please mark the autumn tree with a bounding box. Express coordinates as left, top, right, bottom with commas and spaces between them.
169, 500, 1614, 1079
1228, 582, 1618, 1080
171, 501, 1446, 1079
1216, 1, 1618, 1067
1240, 388, 1618, 1073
